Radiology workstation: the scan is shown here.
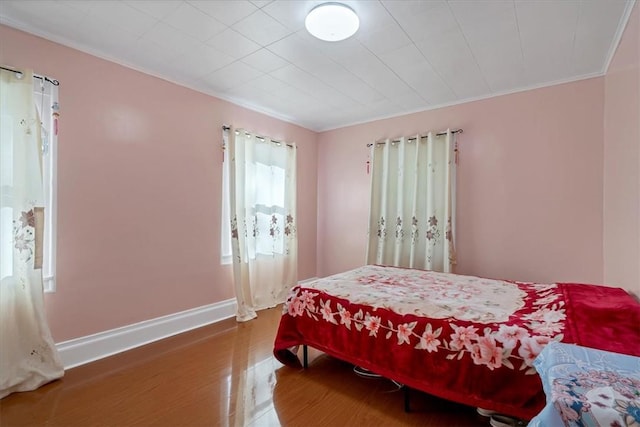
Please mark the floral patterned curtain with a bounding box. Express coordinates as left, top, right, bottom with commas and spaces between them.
1, 69, 63, 398
366, 130, 456, 272
227, 128, 297, 321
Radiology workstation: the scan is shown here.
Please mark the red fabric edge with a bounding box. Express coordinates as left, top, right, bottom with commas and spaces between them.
274, 337, 541, 419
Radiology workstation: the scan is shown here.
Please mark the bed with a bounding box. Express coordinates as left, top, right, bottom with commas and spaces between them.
273, 265, 640, 420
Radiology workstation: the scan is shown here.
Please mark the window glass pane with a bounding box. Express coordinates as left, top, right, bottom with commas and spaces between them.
0, 208, 12, 280
0, 114, 13, 187
0, 114, 13, 280
255, 162, 285, 208
255, 211, 284, 255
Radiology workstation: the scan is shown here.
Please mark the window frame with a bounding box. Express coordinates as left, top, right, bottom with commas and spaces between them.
220, 130, 232, 265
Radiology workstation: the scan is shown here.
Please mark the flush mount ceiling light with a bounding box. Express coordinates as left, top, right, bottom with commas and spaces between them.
305, 3, 359, 42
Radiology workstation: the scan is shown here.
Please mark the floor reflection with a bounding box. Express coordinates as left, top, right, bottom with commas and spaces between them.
227, 309, 282, 427
0, 307, 482, 426
228, 357, 280, 426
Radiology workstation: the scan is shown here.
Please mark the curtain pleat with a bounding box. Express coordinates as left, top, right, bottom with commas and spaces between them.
366, 130, 456, 273
425, 133, 434, 269
409, 136, 420, 267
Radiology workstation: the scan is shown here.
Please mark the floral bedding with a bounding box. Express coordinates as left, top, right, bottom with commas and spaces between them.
273, 265, 640, 420
529, 342, 640, 427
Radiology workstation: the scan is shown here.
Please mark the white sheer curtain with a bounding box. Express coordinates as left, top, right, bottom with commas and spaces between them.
227, 128, 297, 322
1, 69, 63, 399
366, 130, 457, 272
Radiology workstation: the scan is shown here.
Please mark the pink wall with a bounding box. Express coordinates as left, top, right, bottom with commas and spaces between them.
317, 78, 605, 285
2, 9, 634, 342
0, 25, 318, 342
604, 3, 640, 295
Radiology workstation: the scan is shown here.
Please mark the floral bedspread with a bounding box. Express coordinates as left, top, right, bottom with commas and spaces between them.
273, 265, 640, 420
529, 342, 640, 427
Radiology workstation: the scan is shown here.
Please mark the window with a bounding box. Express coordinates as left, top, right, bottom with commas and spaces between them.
35, 79, 58, 292
220, 130, 232, 264
0, 76, 57, 292
220, 129, 290, 264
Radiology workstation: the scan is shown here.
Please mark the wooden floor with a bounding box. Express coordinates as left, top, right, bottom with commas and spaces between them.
0, 307, 491, 426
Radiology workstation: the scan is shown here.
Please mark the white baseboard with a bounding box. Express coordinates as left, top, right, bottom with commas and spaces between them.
55, 278, 319, 370
56, 298, 237, 369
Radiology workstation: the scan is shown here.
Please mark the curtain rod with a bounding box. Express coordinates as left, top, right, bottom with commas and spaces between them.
366, 129, 463, 147
0, 66, 60, 86
222, 125, 295, 149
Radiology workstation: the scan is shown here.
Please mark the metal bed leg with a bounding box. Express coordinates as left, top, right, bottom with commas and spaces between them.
303, 345, 308, 369
403, 386, 411, 413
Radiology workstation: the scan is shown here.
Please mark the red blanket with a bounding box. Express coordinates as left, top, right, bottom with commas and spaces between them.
273, 265, 640, 420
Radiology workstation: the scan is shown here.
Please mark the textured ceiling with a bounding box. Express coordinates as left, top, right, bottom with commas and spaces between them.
0, 0, 635, 131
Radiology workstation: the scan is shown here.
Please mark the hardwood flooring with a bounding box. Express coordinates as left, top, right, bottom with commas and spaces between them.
0, 307, 490, 426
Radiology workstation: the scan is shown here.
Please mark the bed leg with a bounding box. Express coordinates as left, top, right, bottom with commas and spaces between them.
303, 345, 308, 369
403, 386, 411, 413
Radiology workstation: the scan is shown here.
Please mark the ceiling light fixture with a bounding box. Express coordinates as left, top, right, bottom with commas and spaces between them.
305, 3, 359, 42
